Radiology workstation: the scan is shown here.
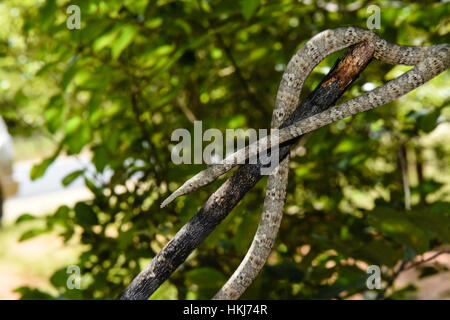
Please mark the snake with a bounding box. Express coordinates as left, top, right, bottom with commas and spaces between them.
161, 27, 450, 299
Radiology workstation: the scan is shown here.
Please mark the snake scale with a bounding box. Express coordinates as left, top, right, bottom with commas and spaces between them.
162, 27, 450, 300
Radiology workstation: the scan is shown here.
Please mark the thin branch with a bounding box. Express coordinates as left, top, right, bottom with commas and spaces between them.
403, 249, 450, 271
377, 248, 450, 299
130, 90, 165, 179
176, 93, 197, 123
414, 143, 424, 203
377, 259, 408, 300
397, 141, 411, 210
215, 33, 271, 120
0, 184, 4, 225
376, 141, 412, 299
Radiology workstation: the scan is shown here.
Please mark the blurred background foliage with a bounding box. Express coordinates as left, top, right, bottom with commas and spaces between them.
0, 0, 449, 299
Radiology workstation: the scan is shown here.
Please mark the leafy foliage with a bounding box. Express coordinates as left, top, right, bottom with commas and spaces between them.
1, 0, 449, 299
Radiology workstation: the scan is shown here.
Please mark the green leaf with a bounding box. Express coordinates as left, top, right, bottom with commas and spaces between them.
44, 95, 65, 134
36, 62, 56, 76
50, 268, 69, 288
30, 146, 61, 180
15, 214, 36, 224
430, 202, 450, 214
39, 0, 57, 29
19, 228, 49, 241
66, 123, 90, 154
62, 170, 84, 186
355, 240, 401, 267
154, 45, 175, 56
185, 267, 226, 298
367, 206, 430, 253
61, 63, 78, 91
149, 281, 178, 300
234, 213, 258, 252
317, 267, 366, 299
335, 152, 356, 171
185, 267, 225, 286
418, 109, 440, 133
409, 207, 450, 243
266, 262, 304, 282
49, 205, 72, 229
111, 25, 138, 59
84, 178, 101, 197
93, 30, 119, 52
241, 0, 260, 20
145, 18, 163, 29
15, 287, 55, 300
54, 205, 70, 220
30, 158, 53, 180
74, 202, 98, 226
65, 116, 83, 135
93, 146, 108, 173
247, 47, 267, 62
387, 284, 418, 299
227, 114, 246, 129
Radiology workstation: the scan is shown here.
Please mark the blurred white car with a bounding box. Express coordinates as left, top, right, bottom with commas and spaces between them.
0, 117, 18, 220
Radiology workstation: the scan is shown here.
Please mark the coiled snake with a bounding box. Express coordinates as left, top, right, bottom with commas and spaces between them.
162, 27, 450, 299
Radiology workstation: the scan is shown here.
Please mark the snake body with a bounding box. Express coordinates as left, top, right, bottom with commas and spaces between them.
162, 27, 450, 299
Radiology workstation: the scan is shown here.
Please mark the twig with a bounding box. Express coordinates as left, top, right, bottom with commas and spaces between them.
397, 141, 411, 210
130, 90, 165, 179
377, 249, 450, 299
377, 259, 408, 300
176, 93, 197, 123
403, 249, 450, 271
215, 33, 270, 120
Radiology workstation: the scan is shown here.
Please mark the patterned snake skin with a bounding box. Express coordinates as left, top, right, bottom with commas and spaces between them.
162, 27, 450, 299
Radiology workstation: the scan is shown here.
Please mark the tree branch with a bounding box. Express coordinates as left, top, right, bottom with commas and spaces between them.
377, 248, 450, 299
403, 249, 450, 271
397, 141, 411, 210
117, 42, 375, 300
130, 90, 166, 182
